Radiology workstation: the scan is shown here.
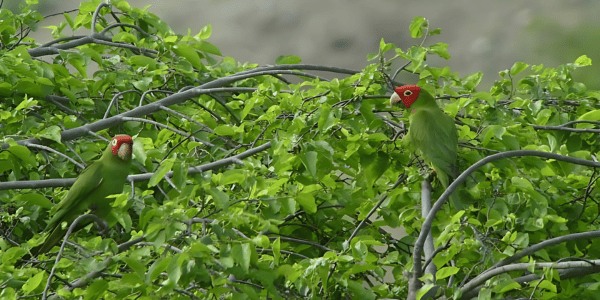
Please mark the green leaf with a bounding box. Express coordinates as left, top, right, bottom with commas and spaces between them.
317, 104, 337, 131
173, 43, 204, 69
297, 192, 317, 214
429, 42, 450, 59
123, 257, 146, 279
510, 61, 529, 75
0, 82, 12, 96
147, 256, 171, 282
84, 279, 108, 300
214, 125, 235, 136
219, 169, 246, 185
463, 72, 483, 90
232, 243, 252, 272
210, 187, 230, 209
576, 109, 600, 128
272, 237, 281, 264
436, 266, 459, 279
7, 144, 37, 166
347, 279, 377, 300
196, 24, 212, 40
574, 54, 592, 67
148, 157, 175, 187
197, 41, 222, 56
14, 97, 37, 112
130, 55, 157, 69
409, 16, 428, 38
14, 192, 52, 208
37, 125, 62, 143
300, 151, 318, 178
22, 271, 44, 294
276, 55, 302, 65
482, 125, 506, 146
132, 139, 147, 165
416, 283, 435, 300
113, 0, 131, 11
379, 37, 394, 53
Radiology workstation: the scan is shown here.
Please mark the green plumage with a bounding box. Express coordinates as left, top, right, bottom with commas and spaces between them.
32, 135, 132, 256
391, 85, 458, 188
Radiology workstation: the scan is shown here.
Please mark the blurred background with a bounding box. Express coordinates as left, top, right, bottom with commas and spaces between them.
10, 0, 600, 89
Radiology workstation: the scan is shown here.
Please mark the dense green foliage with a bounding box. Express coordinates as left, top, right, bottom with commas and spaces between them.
0, 1, 599, 299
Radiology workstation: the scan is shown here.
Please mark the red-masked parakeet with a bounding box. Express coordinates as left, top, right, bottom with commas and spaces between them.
390, 85, 458, 188
33, 134, 133, 255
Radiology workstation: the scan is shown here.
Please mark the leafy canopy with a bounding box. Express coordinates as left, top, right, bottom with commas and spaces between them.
0, 3, 599, 299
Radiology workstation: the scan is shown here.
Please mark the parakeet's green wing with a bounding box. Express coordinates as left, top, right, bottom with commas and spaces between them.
45, 162, 104, 231
408, 107, 458, 187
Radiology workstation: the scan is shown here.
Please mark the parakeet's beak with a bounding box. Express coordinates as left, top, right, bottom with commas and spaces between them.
390, 92, 401, 105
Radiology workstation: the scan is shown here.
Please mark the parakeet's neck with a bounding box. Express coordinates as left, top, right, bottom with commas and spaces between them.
409, 97, 439, 114
100, 145, 115, 160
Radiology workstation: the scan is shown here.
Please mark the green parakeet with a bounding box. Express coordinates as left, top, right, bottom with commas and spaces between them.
390, 85, 458, 188
32, 134, 133, 255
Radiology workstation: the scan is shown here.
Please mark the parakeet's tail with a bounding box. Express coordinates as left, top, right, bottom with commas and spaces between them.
432, 166, 465, 208
30, 226, 66, 257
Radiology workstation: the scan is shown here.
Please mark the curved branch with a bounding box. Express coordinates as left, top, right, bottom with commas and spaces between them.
346, 194, 387, 246
409, 150, 600, 297
9, 65, 357, 150
6, 87, 244, 150
460, 259, 600, 297
533, 124, 600, 133
120, 116, 216, 147
492, 230, 600, 269
91, 2, 110, 35
270, 236, 332, 252
28, 33, 157, 57
22, 142, 85, 170
100, 23, 152, 38
104, 90, 141, 119
0, 142, 271, 190
129, 141, 270, 182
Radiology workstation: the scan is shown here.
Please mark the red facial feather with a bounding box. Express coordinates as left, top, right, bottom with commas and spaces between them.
110, 134, 133, 157
394, 85, 421, 109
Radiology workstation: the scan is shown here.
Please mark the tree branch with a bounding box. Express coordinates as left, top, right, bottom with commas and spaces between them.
0, 142, 271, 190
408, 150, 600, 299
491, 230, 600, 269
460, 259, 600, 297
8, 64, 357, 151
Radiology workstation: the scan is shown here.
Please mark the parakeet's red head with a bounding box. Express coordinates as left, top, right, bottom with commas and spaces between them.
110, 134, 133, 160
390, 85, 421, 109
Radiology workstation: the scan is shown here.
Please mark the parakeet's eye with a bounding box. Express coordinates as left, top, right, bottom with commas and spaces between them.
403, 90, 412, 97
111, 139, 118, 146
